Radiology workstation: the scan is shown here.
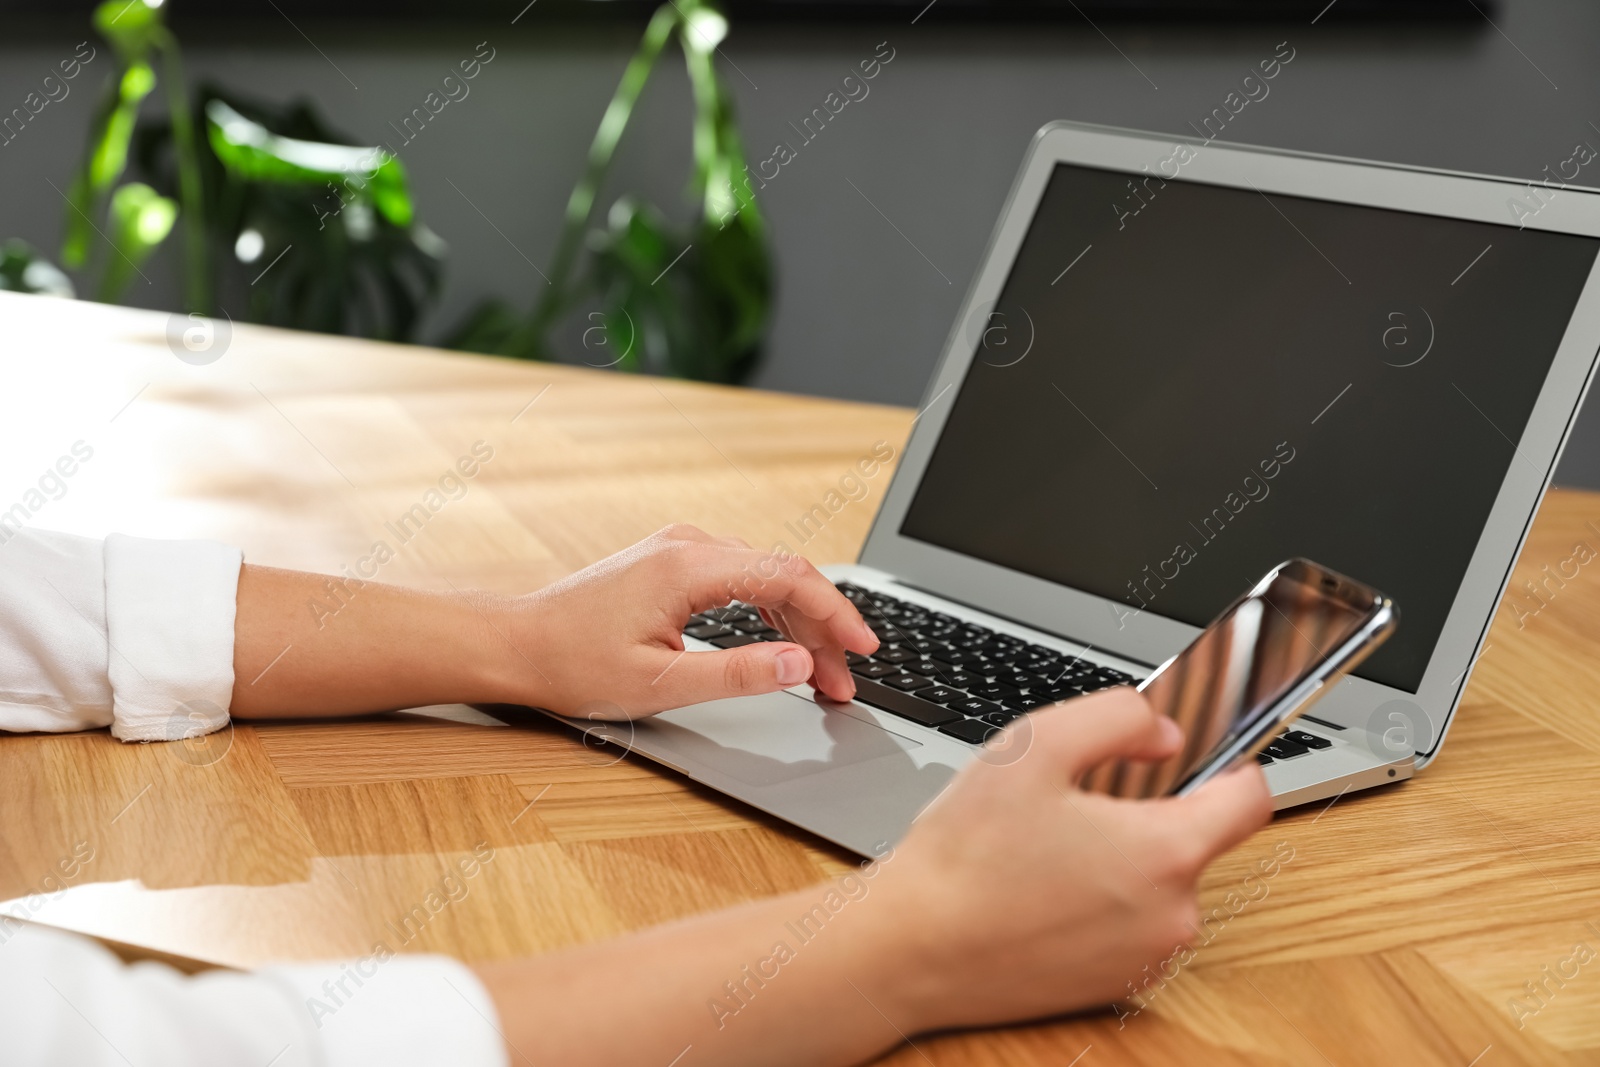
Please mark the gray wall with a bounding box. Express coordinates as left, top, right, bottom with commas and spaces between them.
7, 1, 1600, 485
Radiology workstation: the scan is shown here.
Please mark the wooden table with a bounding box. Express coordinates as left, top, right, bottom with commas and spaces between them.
3, 290, 1599, 1065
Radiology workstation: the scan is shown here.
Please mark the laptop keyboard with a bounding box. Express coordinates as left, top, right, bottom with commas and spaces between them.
682, 582, 1134, 745
682, 583, 1343, 759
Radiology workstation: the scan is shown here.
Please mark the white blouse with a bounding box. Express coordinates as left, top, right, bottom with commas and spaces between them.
0, 528, 507, 1067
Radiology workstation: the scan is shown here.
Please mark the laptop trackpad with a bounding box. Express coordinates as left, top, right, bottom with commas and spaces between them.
629, 691, 922, 787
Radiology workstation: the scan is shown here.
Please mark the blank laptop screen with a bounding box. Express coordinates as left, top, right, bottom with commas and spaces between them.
900, 161, 1600, 692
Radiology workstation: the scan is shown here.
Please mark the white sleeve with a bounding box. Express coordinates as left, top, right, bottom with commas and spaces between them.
0, 528, 242, 741
1, 922, 508, 1067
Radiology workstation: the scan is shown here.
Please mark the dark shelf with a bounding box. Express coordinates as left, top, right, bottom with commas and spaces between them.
0, 0, 1494, 26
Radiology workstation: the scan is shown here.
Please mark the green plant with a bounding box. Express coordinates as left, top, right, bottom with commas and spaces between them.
137, 90, 444, 340
63, 0, 201, 308
58, 0, 441, 340
449, 0, 771, 384
0, 241, 75, 297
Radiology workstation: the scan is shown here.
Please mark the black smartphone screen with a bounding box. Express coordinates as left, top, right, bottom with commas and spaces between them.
1080, 560, 1390, 798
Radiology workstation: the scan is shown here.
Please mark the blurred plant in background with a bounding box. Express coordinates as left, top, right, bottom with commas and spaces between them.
447, 0, 771, 384
45, 0, 441, 340
9, 0, 768, 381
0, 240, 76, 298
138, 91, 444, 339
61, 1, 193, 307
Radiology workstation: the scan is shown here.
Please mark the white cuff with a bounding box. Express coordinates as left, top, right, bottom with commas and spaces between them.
261, 955, 509, 1067
103, 533, 243, 742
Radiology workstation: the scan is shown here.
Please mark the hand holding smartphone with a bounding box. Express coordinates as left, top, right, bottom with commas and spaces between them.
1080, 559, 1397, 799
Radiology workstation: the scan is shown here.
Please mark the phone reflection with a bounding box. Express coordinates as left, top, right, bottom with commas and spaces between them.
1081, 563, 1373, 799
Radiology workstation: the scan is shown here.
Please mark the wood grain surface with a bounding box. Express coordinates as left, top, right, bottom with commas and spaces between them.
2, 291, 1598, 1065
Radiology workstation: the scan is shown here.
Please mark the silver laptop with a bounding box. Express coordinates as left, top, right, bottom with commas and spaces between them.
563, 121, 1600, 857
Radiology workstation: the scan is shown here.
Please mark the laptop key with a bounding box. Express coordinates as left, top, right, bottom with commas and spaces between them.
852, 677, 962, 727
702, 605, 754, 623
969, 682, 1023, 703
711, 633, 762, 649
875, 647, 919, 665
883, 673, 933, 692
851, 662, 900, 679
950, 696, 1003, 717
1041, 663, 1090, 681
685, 622, 734, 640
1284, 730, 1332, 750
1256, 752, 1275, 765
940, 718, 1001, 745
919, 686, 964, 704
734, 619, 776, 635
1031, 668, 1076, 688
845, 651, 869, 667
1264, 739, 1308, 759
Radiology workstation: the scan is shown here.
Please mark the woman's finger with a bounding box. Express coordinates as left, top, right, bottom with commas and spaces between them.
682, 545, 878, 655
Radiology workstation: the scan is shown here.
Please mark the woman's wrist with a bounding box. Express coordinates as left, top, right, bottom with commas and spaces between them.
455, 589, 552, 709
838, 868, 949, 1037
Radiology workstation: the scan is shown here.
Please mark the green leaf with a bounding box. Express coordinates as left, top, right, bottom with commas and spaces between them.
679, 4, 729, 57
98, 181, 175, 301
93, 62, 155, 187
0, 240, 76, 298
121, 85, 443, 340
62, 59, 156, 269
205, 100, 414, 227
586, 198, 696, 376
691, 210, 770, 381
92, 0, 163, 62
442, 299, 523, 354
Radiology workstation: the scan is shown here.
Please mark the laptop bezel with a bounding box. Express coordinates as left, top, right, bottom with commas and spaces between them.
858, 119, 1600, 766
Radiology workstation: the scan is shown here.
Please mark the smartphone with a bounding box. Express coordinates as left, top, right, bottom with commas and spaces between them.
1080, 559, 1397, 800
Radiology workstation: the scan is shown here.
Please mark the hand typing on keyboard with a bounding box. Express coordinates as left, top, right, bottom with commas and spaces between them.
691, 581, 1139, 747
499, 524, 877, 718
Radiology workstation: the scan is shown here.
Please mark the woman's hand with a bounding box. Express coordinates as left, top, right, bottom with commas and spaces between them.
498, 524, 879, 718
859, 685, 1274, 1034
231, 524, 875, 722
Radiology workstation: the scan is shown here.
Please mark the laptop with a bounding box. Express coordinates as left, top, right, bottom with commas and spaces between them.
564, 120, 1600, 857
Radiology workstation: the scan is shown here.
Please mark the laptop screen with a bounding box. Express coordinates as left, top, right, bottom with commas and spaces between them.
900, 161, 1600, 692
